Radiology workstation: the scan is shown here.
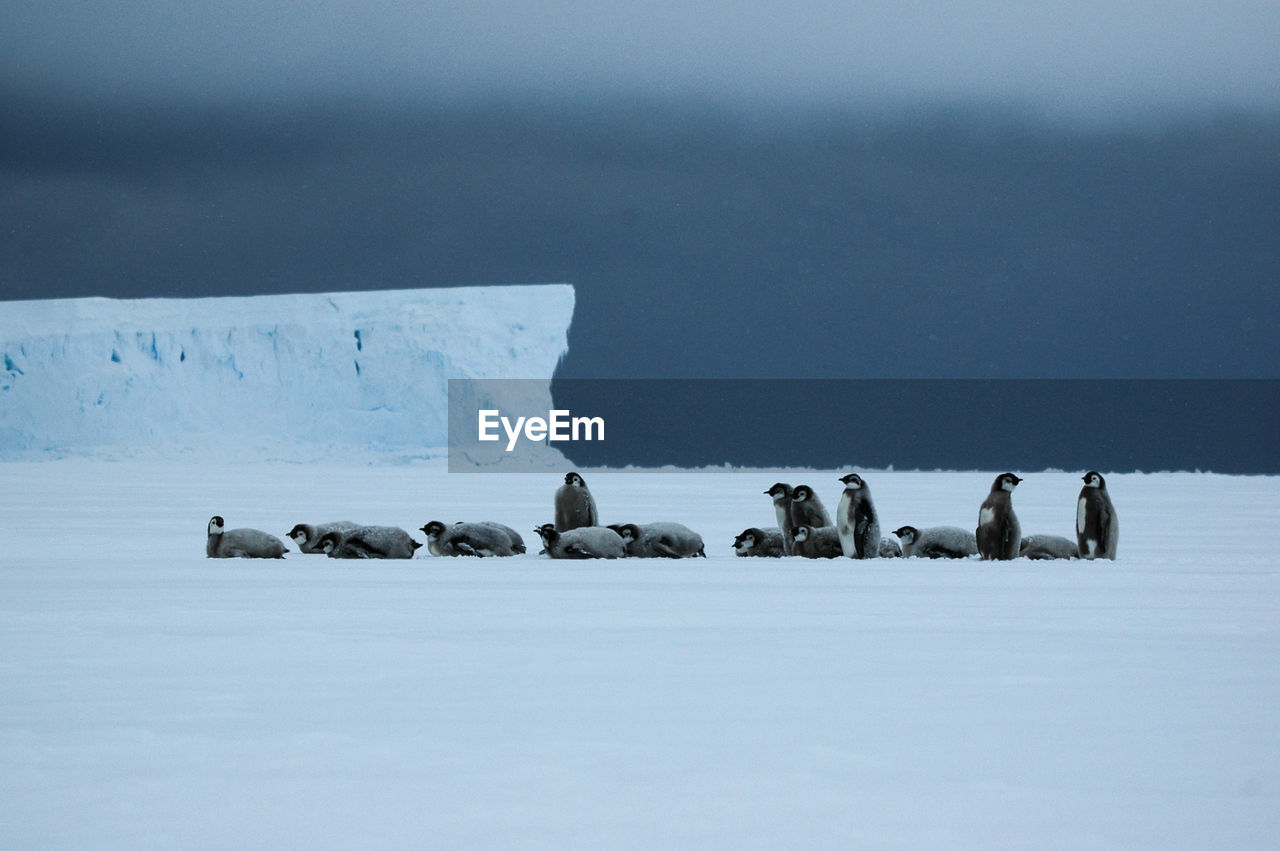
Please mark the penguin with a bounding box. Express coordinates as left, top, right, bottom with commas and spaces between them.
554, 471, 599, 532
1077, 471, 1119, 560
473, 521, 525, 553
764, 483, 795, 555
287, 521, 359, 554
788, 484, 832, 530
611, 522, 705, 558
317, 525, 420, 559
878, 537, 903, 558
976, 473, 1023, 560
420, 521, 523, 557
733, 527, 785, 558
835, 473, 881, 559
790, 524, 843, 559
1019, 534, 1080, 560
207, 515, 287, 559
534, 523, 625, 559
892, 526, 978, 559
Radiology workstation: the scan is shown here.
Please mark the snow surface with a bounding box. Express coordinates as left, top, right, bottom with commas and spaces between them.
0, 286, 574, 462
3, 461, 1278, 848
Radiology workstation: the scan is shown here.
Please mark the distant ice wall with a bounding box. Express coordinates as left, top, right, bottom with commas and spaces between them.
0, 285, 574, 463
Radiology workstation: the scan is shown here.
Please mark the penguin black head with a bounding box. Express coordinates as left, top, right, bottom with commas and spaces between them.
535, 524, 559, 546
564, 472, 586, 487
317, 531, 342, 554
764, 482, 792, 498
421, 520, 447, 538
892, 526, 919, 544
1082, 471, 1106, 489
790, 525, 810, 542
839, 473, 865, 489
616, 523, 642, 544
287, 523, 310, 543
791, 485, 812, 502
208, 515, 225, 534
733, 529, 758, 550
992, 473, 1022, 492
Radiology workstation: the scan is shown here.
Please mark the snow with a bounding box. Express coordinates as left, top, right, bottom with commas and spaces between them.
0, 286, 574, 462
3, 461, 1278, 847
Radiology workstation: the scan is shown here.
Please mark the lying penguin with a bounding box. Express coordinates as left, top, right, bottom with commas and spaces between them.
1019, 534, 1080, 560
609, 522, 705, 558
534, 523, 624, 559
207, 515, 287, 559
316, 525, 421, 559
287, 521, 359, 554
733, 527, 785, 557
420, 520, 525, 557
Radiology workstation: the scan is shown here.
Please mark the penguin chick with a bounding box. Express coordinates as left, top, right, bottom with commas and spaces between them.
976, 473, 1023, 560
1019, 534, 1080, 560
317, 525, 420, 559
764, 483, 795, 555
554, 471, 599, 532
207, 515, 286, 559
878, 537, 903, 558
472, 521, 525, 553
892, 526, 978, 559
612, 522, 705, 558
534, 523, 624, 559
789, 484, 832, 530
421, 521, 522, 557
1077, 471, 1119, 560
288, 521, 359, 554
790, 524, 843, 559
836, 473, 881, 559
733, 527, 785, 558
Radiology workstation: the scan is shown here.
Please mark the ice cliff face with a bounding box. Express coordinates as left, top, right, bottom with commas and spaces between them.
0, 285, 574, 462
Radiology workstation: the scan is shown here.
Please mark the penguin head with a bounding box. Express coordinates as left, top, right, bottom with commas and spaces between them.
535, 523, 559, 546
791, 485, 812, 502
208, 515, 225, 535
616, 523, 641, 544
420, 520, 447, 540
1082, 471, 1106, 489
733, 529, 758, 551
564, 472, 585, 488
892, 526, 919, 544
317, 532, 340, 554
790, 525, 810, 542
839, 473, 865, 489
287, 524, 310, 544
993, 473, 1022, 492
764, 482, 792, 499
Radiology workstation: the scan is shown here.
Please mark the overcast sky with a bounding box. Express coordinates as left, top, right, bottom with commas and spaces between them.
5, 1, 1279, 118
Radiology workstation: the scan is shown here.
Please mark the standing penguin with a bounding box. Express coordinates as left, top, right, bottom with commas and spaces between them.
764, 483, 795, 555
1077, 471, 1119, 560
835, 473, 881, 559
788, 484, 832, 530
976, 473, 1023, 560
555, 471, 599, 532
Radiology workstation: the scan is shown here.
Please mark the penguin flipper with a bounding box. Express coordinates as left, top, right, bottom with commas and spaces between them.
649, 540, 683, 559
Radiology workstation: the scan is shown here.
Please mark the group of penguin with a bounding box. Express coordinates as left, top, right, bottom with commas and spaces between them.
739, 470, 1118, 561
205, 469, 1118, 562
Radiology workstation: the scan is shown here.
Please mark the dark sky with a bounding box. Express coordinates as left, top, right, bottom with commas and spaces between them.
3, 3, 1279, 381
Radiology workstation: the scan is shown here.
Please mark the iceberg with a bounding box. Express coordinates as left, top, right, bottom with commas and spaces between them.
0, 285, 574, 463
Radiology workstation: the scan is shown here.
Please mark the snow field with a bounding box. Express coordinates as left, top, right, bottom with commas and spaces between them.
2, 461, 1278, 847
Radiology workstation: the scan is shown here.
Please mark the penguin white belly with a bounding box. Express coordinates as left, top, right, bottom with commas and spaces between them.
980, 507, 995, 526
1077, 497, 1088, 536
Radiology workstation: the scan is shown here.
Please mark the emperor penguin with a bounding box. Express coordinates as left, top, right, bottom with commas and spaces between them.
207, 516, 287, 559
420, 520, 523, 557
1019, 534, 1080, 560
611, 522, 705, 558
764, 483, 795, 555
790, 524, 843, 559
317, 525, 420, 559
788, 484, 832, 530
733, 527, 785, 558
534, 523, 625, 559
893, 525, 978, 559
555, 472, 599, 532
835, 473, 881, 559
287, 521, 359, 554
1077, 471, 1119, 560
976, 473, 1023, 560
